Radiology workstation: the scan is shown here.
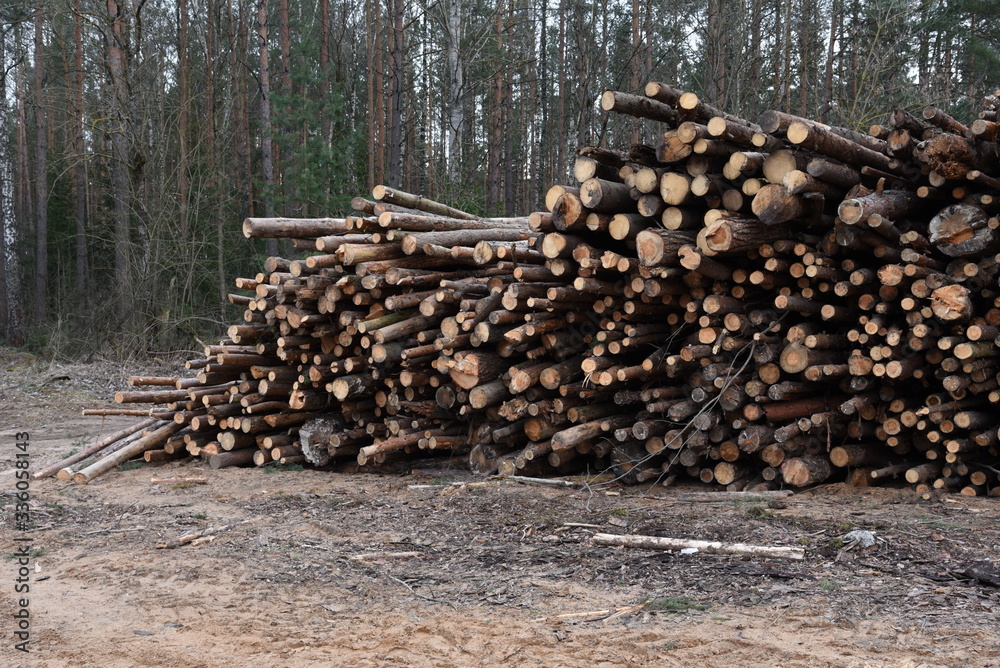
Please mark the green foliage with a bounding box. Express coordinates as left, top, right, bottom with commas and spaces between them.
819, 580, 841, 592
271, 78, 366, 218
264, 462, 305, 473
646, 596, 709, 612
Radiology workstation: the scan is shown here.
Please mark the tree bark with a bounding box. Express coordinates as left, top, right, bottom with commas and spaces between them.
73, 0, 88, 296
365, 0, 376, 189
34, 0, 47, 322
177, 0, 189, 235
256, 0, 277, 255
387, 0, 404, 187
445, 0, 464, 181
107, 0, 131, 306
0, 28, 18, 343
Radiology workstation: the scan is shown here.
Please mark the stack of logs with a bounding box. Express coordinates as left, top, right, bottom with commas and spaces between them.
46, 82, 1000, 497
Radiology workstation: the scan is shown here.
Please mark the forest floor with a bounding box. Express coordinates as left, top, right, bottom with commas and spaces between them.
1, 348, 998, 668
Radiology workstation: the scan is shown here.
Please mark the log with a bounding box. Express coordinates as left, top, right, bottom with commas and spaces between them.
73, 422, 184, 484
601, 90, 678, 125
372, 185, 478, 220
243, 217, 349, 238
780, 456, 832, 487
929, 204, 996, 257
34, 418, 159, 480
209, 448, 258, 469
635, 229, 697, 266
786, 122, 897, 173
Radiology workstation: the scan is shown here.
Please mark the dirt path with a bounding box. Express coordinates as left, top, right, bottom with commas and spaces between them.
1, 354, 998, 667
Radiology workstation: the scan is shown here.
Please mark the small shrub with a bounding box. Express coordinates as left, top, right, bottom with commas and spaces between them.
646, 596, 709, 612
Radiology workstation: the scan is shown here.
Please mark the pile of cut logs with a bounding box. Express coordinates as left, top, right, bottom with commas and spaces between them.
44, 82, 1000, 497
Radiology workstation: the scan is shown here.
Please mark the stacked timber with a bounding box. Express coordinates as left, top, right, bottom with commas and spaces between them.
51, 83, 1000, 497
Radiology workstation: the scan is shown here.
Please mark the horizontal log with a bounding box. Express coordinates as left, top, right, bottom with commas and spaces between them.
592, 533, 804, 560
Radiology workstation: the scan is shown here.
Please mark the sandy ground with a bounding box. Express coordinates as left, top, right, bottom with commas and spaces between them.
1, 351, 998, 667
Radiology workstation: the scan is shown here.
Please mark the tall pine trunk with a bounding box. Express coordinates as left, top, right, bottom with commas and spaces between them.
0, 27, 23, 344
555, 0, 565, 182
73, 0, 88, 296
503, 0, 515, 215
537, 0, 547, 205
446, 0, 463, 182
374, 0, 385, 185
387, 0, 404, 187
487, 7, 503, 211
177, 0, 189, 236
320, 0, 331, 163
257, 0, 277, 255
34, 0, 47, 322
107, 0, 131, 307
365, 0, 376, 189
233, 0, 253, 219
822, 0, 839, 122
278, 0, 292, 213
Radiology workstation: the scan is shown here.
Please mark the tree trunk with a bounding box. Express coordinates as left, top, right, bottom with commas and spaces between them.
797, 0, 810, 116
822, 0, 839, 122
630, 0, 641, 143
538, 0, 547, 201
387, 0, 404, 187
34, 0, 47, 322
2, 31, 23, 346
231, 0, 253, 219
279, 0, 291, 92
365, 0, 376, 190
446, 0, 463, 182
107, 0, 131, 306
256, 0, 277, 255
706, 0, 725, 105
278, 0, 292, 213
504, 0, 516, 216
206, 0, 225, 315
73, 0, 88, 297
319, 0, 331, 155
487, 7, 503, 211
555, 0, 566, 181
177, 0, 189, 236
374, 0, 385, 185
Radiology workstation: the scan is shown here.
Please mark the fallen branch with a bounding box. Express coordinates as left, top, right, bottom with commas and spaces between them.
346, 551, 423, 562
592, 533, 805, 560
149, 477, 208, 485
155, 520, 251, 549
532, 602, 647, 623
34, 417, 159, 480
675, 490, 794, 502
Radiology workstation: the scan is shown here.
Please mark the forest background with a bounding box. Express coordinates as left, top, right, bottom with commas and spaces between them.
0, 0, 996, 358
